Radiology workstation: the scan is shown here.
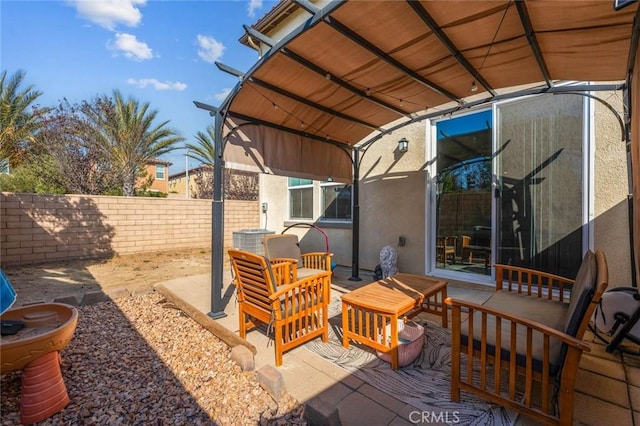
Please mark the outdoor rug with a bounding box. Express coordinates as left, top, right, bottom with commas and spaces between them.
303, 293, 522, 426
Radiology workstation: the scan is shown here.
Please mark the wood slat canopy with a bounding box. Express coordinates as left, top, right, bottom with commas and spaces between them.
204, 0, 640, 316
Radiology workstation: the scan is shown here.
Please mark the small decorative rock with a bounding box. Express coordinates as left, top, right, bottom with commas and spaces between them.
304, 397, 342, 426
104, 287, 130, 300
132, 285, 153, 296
79, 291, 109, 305
230, 345, 255, 371
53, 296, 79, 306
256, 365, 287, 401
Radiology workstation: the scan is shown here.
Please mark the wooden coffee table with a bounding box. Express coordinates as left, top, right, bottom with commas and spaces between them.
341, 273, 447, 369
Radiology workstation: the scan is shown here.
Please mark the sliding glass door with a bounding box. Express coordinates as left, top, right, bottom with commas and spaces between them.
432, 93, 587, 281
434, 110, 493, 276
495, 94, 586, 277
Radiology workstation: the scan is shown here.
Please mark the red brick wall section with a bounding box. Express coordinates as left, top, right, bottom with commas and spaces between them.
0, 193, 259, 266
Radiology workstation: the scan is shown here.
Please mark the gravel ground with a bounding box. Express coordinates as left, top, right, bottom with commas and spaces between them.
1, 292, 304, 425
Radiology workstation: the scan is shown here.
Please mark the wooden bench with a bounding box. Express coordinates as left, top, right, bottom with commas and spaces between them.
446, 250, 609, 425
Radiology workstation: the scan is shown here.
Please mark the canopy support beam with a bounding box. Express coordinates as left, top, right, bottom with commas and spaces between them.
280, 48, 411, 118
291, 0, 320, 15
406, 0, 496, 97
515, 1, 552, 87
248, 77, 382, 132
323, 15, 462, 104
243, 24, 275, 48
227, 110, 354, 151
359, 83, 625, 151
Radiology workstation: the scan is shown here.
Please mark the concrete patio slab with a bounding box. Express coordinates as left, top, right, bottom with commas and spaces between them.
156, 266, 640, 425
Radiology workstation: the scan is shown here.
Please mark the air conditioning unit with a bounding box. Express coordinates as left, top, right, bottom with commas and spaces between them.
232, 229, 274, 255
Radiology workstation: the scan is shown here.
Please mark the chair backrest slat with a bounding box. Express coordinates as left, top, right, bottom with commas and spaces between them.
229, 249, 277, 312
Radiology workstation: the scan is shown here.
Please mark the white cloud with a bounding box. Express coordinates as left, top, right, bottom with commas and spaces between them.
108, 33, 153, 61
196, 35, 225, 64
69, 0, 147, 31
127, 78, 187, 91
247, 0, 263, 18
215, 88, 232, 102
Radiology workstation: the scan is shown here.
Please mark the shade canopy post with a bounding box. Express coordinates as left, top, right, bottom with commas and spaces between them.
350, 148, 362, 281
632, 41, 640, 287
209, 110, 227, 319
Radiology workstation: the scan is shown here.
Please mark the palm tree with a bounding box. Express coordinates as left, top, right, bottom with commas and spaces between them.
184, 125, 258, 200
185, 125, 215, 166
0, 70, 46, 168
81, 90, 184, 196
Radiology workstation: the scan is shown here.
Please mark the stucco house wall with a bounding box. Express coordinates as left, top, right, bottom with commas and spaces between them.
592, 92, 633, 286
142, 161, 170, 193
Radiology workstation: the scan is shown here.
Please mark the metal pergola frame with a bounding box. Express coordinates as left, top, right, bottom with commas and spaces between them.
197, 0, 640, 318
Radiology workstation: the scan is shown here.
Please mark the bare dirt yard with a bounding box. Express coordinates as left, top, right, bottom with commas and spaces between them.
1, 248, 307, 425
2, 248, 212, 306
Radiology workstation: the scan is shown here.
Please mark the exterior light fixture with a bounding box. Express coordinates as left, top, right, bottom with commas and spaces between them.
398, 137, 409, 153
471, 81, 478, 92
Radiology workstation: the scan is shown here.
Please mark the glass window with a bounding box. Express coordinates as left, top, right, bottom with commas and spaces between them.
155, 164, 165, 180
0, 159, 9, 174
288, 178, 313, 219
321, 183, 352, 221
435, 110, 493, 276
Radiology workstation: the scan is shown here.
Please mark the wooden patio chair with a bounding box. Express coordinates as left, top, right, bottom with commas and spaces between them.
263, 234, 333, 281
436, 236, 456, 267
445, 250, 609, 425
228, 249, 331, 366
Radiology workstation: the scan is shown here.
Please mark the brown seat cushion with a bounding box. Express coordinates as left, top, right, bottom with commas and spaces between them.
296, 267, 328, 279
563, 250, 597, 337
461, 291, 569, 373
263, 234, 305, 265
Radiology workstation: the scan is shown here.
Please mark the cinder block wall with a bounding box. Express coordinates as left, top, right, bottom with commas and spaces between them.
0, 193, 259, 266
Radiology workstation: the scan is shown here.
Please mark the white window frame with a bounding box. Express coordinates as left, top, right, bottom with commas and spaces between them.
288, 178, 314, 220
319, 182, 353, 223
155, 164, 165, 180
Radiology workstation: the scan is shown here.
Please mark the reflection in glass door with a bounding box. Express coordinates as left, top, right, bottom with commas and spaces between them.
435, 110, 493, 276
495, 94, 585, 278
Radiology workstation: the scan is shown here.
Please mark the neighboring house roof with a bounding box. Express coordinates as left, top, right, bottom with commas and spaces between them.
168, 165, 213, 180
239, 0, 299, 48
146, 158, 172, 166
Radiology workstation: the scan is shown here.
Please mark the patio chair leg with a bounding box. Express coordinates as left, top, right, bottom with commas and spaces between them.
274, 327, 283, 366
238, 310, 246, 339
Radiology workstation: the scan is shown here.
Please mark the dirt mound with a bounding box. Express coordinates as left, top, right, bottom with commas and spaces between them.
2, 248, 211, 306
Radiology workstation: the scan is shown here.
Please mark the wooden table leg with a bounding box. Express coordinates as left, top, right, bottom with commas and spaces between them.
390, 314, 399, 370
342, 301, 350, 348
441, 286, 448, 328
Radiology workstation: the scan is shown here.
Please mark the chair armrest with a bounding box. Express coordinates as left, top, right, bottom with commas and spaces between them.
445, 297, 591, 351
446, 296, 590, 424
301, 252, 333, 271
270, 257, 299, 265
269, 271, 331, 301
494, 264, 575, 302
270, 260, 293, 285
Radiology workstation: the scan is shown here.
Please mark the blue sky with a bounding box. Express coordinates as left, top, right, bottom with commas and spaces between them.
1, 0, 280, 173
